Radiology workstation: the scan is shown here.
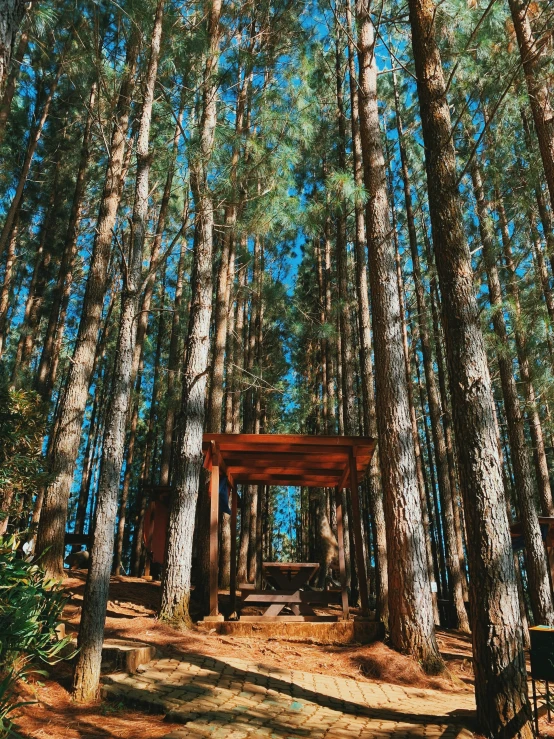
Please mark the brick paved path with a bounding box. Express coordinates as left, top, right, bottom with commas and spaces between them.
102, 653, 476, 739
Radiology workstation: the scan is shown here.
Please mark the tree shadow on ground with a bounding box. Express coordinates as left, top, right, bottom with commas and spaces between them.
103, 645, 479, 737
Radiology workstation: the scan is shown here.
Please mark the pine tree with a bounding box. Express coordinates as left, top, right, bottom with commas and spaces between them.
407, 0, 533, 730
159, 0, 222, 625
356, 0, 442, 671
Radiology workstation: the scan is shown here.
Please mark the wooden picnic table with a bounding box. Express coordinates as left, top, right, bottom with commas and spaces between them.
262, 562, 319, 591
240, 562, 341, 621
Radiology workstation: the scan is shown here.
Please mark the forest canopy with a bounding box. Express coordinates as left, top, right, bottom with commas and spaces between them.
0, 0, 553, 735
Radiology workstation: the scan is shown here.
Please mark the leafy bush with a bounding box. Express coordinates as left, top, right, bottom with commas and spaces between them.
0, 381, 47, 534
0, 536, 73, 737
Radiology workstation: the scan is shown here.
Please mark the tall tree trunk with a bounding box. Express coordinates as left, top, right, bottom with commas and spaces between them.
393, 203, 442, 626
393, 74, 468, 632
224, 258, 237, 436
414, 351, 446, 603
72, 1, 163, 702
74, 369, 108, 538
0, 210, 18, 358
113, 365, 143, 575
35, 35, 138, 579
0, 0, 28, 94
407, 0, 533, 730
114, 112, 181, 572
159, 0, 221, 625
34, 82, 97, 402
345, 0, 388, 625
29, 288, 116, 553
334, 36, 356, 437
423, 225, 468, 601
496, 196, 554, 515
235, 263, 249, 585
323, 215, 337, 433
160, 233, 188, 486
0, 59, 63, 259
509, 0, 554, 213
0, 25, 28, 142
470, 156, 554, 626
207, 66, 247, 433
239, 238, 262, 586
529, 212, 554, 333
356, 0, 441, 670
131, 113, 182, 389
520, 107, 554, 270
334, 29, 357, 601
131, 290, 166, 577
12, 166, 59, 383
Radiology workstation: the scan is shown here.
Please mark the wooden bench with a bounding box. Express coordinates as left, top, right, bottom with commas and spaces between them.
239, 562, 341, 620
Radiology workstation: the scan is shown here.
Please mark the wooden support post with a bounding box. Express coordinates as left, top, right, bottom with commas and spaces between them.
209, 442, 220, 617
230, 483, 238, 617
349, 451, 370, 616
335, 486, 349, 620
255, 485, 263, 589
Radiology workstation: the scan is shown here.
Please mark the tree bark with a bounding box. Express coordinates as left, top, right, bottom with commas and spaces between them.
0, 59, 63, 260
496, 195, 554, 516
509, 0, 554, 213
423, 226, 469, 601
0, 210, 18, 359
160, 232, 188, 486
72, 1, 163, 702
356, 0, 441, 670
345, 0, 388, 625
393, 74, 468, 632
393, 202, 442, 626
74, 368, 108, 539
35, 35, 138, 579
407, 0, 533, 730
334, 34, 356, 437
159, 0, 221, 625
323, 215, 337, 433
34, 82, 97, 402
113, 366, 142, 575
12, 162, 59, 383
470, 156, 554, 626
207, 66, 247, 433
0, 0, 28, 95
0, 25, 27, 142
130, 112, 182, 389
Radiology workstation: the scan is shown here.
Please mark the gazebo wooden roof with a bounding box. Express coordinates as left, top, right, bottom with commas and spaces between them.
201, 433, 375, 622
202, 433, 376, 489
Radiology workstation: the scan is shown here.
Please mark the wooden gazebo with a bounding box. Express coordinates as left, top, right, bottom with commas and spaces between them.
202, 433, 375, 622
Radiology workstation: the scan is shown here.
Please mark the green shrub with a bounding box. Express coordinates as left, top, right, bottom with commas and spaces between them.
0, 381, 48, 534
0, 536, 73, 737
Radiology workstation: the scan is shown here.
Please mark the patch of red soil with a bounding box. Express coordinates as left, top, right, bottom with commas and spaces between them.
62, 574, 473, 693
12, 660, 181, 739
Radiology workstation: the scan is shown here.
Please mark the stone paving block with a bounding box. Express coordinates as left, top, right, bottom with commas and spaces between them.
102, 650, 476, 739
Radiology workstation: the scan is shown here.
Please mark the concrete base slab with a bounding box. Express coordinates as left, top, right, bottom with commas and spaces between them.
195, 618, 384, 644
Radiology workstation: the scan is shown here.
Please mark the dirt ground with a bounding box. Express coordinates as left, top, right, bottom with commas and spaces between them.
59, 573, 473, 691
11, 574, 554, 738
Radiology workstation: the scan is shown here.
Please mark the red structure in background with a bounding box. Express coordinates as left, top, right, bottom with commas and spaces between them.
142, 486, 171, 570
